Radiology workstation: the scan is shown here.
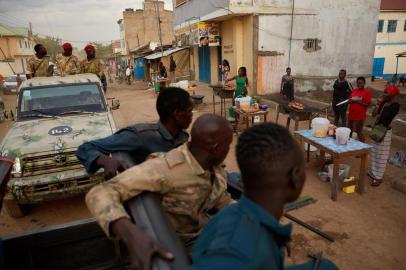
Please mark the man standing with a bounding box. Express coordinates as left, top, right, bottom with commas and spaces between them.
332, 69, 352, 127
27, 44, 51, 78
56, 43, 80, 76
169, 55, 176, 83
76, 87, 194, 179
16, 74, 22, 88
86, 114, 234, 270
80, 44, 103, 78
125, 65, 131, 85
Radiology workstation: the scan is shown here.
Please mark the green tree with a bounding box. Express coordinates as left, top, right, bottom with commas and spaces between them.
33, 35, 61, 63
91, 42, 112, 60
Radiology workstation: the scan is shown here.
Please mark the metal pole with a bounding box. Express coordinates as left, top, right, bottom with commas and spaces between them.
284, 213, 335, 242
288, 0, 295, 67
155, 0, 164, 57
395, 56, 399, 76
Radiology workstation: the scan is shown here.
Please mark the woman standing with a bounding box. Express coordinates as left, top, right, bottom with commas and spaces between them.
368, 85, 400, 186
348, 77, 371, 142
332, 69, 352, 127
280, 67, 294, 101
219, 59, 230, 85
227, 66, 249, 103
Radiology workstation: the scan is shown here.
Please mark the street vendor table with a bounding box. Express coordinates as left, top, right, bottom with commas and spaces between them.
233, 107, 268, 131
267, 95, 325, 130
209, 84, 235, 117
294, 129, 371, 201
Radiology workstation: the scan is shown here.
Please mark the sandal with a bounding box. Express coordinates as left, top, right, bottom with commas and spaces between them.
370, 178, 383, 187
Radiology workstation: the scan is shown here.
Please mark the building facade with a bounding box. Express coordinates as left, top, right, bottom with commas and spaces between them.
117, 0, 174, 57
0, 24, 34, 77
174, 0, 381, 95
373, 0, 406, 79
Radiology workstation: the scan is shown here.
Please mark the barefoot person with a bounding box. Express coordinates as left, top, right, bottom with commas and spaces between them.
189, 123, 338, 270
368, 85, 400, 186
348, 76, 371, 142
85, 114, 234, 270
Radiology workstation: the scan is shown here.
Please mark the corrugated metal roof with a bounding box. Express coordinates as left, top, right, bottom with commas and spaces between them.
0, 24, 29, 37
381, 0, 406, 10
144, 47, 189, 60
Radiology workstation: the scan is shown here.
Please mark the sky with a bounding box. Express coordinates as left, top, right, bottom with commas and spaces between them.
0, 0, 173, 48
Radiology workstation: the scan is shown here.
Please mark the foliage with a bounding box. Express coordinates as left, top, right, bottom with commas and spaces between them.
90, 42, 113, 60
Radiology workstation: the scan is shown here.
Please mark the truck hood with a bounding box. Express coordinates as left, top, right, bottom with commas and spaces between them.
1, 113, 115, 156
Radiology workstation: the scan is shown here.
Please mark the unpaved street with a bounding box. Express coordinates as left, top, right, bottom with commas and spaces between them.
1, 82, 405, 269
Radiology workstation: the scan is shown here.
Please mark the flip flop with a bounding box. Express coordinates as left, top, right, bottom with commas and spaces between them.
370, 178, 383, 187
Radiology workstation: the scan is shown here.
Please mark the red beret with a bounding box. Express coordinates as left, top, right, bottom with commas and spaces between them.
384, 84, 400, 96
62, 42, 72, 50
84, 44, 95, 52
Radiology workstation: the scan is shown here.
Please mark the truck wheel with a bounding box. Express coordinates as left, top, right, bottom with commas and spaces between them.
3, 193, 24, 218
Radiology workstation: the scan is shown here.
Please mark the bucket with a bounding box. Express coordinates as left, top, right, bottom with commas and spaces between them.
327, 164, 350, 182
336, 127, 351, 145
311, 117, 330, 138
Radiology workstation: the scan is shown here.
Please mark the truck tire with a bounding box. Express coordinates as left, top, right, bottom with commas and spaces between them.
3, 193, 24, 218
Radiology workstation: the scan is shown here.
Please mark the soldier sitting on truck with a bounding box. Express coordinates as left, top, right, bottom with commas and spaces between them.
76, 87, 193, 180
86, 114, 235, 270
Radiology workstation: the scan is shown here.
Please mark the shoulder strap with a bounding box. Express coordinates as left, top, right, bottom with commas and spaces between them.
32, 59, 44, 76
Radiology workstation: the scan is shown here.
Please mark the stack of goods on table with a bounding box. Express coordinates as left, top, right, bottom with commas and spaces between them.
288, 101, 305, 110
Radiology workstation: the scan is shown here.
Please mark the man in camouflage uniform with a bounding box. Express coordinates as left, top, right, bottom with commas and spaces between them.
86, 114, 234, 270
80, 44, 103, 77
27, 44, 51, 78
56, 43, 79, 76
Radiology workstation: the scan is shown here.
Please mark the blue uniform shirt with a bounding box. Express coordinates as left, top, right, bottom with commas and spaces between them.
189, 196, 338, 270
76, 122, 189, 173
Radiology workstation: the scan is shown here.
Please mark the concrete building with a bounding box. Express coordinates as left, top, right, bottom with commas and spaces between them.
174, 0, 381, 95
373, 0, 406, 79
117, 0, 174, 58
0, 24, 34, 77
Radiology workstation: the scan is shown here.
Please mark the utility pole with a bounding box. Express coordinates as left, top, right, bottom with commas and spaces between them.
288, 0, 295, 67
154, 0, 164, 57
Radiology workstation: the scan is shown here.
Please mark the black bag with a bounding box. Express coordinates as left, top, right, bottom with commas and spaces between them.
369, 123, 387, 143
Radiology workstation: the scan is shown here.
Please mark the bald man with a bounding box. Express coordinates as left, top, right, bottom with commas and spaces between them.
86, 114, 235, 270
189, 123, 338, 270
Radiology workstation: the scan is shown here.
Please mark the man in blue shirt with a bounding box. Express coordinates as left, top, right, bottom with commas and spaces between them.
189, 123, 338, 270
76, 87, 193, 179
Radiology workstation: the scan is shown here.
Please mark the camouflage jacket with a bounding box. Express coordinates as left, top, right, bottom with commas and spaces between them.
56, 55, 80, 76
85, 143, 234, 243
27, 55, 50, 77
80, 58, 103, 77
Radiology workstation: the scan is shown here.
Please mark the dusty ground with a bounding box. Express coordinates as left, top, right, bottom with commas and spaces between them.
0, 82, 405, 269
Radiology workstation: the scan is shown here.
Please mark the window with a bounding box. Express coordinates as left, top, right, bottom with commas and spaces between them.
175, 0, 186, 7
303, 39, 321, 52
377, 20, 384, 32
25, 41, 27, 48
19, 40, 22, 48
404, 20, 406, 32
387, 20, 397, 32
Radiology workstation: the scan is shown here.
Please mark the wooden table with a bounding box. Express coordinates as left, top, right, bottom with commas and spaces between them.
294, 129, 371, 201
209, 84, 235, 117
233, 107, 268, 131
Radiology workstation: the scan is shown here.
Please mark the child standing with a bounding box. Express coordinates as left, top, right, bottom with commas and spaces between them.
348, 76, 371, 142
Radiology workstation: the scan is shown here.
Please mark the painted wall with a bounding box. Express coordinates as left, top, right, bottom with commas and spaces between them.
210, 46, 219, 84
257, 0, 381, 93
374, 11, 406, 77
0, 37, 34, 76
173, 0, 228, 25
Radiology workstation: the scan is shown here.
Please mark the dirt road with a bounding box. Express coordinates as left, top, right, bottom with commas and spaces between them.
0, 82, 405, 269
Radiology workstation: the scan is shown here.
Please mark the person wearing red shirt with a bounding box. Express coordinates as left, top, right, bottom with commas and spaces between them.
348, 76, 371, 142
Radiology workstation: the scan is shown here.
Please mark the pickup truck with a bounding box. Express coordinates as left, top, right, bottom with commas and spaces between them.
0, 74, 120, 217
